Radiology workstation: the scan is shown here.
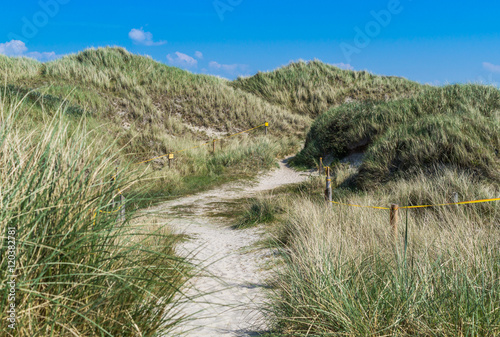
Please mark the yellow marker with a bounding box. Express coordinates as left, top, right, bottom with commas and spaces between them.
135, 122, 267, 165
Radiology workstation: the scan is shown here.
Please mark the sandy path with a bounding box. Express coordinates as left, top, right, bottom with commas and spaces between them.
152, 158, 311, 336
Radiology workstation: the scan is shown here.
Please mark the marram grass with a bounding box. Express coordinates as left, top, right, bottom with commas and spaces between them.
0, 96, 192, 336
231, 59, 424, 117
0, 47, 307, 204
295, 84, 500, 188
258, 168, 499, 336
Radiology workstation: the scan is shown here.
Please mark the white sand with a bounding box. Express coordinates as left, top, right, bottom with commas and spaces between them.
153, 157, 312, 336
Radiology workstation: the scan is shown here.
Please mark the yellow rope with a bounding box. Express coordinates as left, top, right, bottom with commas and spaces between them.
330, 201, 390, 210
92, 203, 123, 227
98, 204, 123, 214
330, 197, 500, 210
400, 197, 500, 209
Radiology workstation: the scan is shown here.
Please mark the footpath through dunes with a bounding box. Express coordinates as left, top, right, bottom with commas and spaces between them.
148, 158, 312, 336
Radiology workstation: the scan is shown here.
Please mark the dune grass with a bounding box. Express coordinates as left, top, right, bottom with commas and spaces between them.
0, 55, 40, 83
0, 47, 310, 203
234, 195, 286, 229
231, 79, 500, 336
251, 167, 500, 336
1, 47, 310, 136
0, 97, 192, 336
3, 46, 499, 336
294, 84, 500, 188
231, 60, 424, 117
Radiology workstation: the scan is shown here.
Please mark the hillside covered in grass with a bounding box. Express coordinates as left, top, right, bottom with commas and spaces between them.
233, 83, 500, 336
295, 84, 500, 188
0, 47, 315, 203
1, 47, 309, 162
231, 60, 425, 117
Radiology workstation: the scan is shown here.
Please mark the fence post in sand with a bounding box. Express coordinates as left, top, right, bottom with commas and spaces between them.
265, 122, 268, 135
326, 167, 332, 206
319, 157, 323, 176
453, 192, 459, 208
120, 193, 125, 223
213, 139, 216, 155
390, 204, 399, 243
113, 167, 118, 211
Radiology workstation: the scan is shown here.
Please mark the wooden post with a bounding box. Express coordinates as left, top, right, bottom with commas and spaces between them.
326, 167, 332, 206
390, 204, 399, 242
319, 157, 323, 176
168, 153, 174, 169
213, 139, 216, 155
265, 122, 268, 135
120, 194, 125, 223
113, 167, 118, 210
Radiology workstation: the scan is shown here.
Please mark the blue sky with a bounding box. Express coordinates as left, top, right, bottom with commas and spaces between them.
1, 0, 499, 85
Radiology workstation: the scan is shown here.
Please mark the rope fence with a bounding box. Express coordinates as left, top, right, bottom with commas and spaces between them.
320, 162, 499, 211
319, 160, 499, 241
330, 198, 500, 210
93, 122, 269, 226
93, 126, 498, 228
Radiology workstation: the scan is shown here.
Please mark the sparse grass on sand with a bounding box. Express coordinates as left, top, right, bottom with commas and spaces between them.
244, 167, 499, 336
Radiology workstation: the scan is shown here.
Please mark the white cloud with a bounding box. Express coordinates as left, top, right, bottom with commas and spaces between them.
167, 52, 198, 68
0, 40, 59, 62
483, 62, 500, 74
0, 40, 28, 56
194, 51, 203, 59
25, 51, 58, 62
331, 62, 354, 70
208, 61, 250, 76
128, 28, 166, 46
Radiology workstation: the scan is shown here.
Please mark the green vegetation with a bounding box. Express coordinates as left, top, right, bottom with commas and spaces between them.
247, 168, 499, 336
0, 101, 191, 336
234, 196, 285, 229
295, 84, 500, 188
0, 47, 309, 205
232, 60, 424, 117
230, 82, 500, 335
3, 47, 499, 336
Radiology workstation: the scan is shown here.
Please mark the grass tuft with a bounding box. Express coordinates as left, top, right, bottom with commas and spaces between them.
260, 169, 499, 336
0, 96, 191, 336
